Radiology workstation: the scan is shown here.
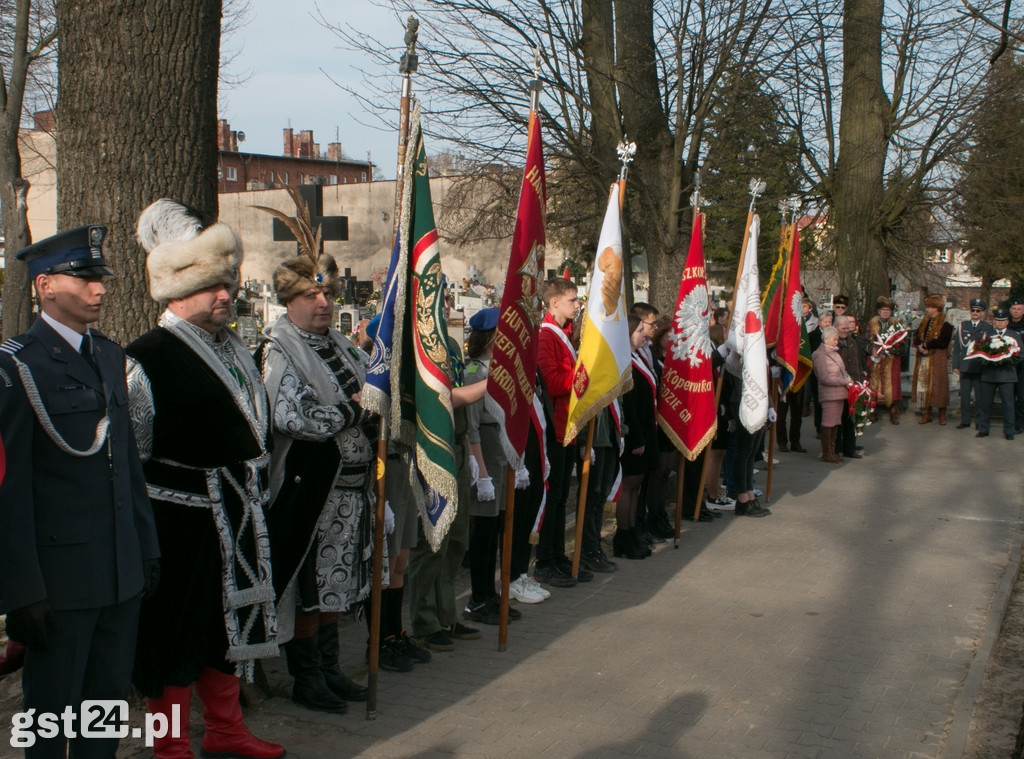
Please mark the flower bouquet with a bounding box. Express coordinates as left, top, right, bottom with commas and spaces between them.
871, 323, 909, 363
847, 381, 878, 436
965, 334, 1021, 366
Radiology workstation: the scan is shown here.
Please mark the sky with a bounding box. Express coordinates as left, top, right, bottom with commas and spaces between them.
219, 0, 407, 180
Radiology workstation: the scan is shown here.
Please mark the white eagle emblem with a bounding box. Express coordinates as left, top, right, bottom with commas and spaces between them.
671, 285, 712, 366
790, 291, 803, 324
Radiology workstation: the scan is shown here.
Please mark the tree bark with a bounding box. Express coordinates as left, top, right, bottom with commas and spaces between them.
833, 0, 891, 314
55, 0, 222, 344
1, 0, 51, 340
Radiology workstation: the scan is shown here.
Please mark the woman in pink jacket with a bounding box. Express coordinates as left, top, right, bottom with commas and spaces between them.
812, 326, 853, 463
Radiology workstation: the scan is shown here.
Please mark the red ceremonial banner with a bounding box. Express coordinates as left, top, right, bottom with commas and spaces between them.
777, 228, 812, 392
485, 110, 546, 469
657, 213, 717, 460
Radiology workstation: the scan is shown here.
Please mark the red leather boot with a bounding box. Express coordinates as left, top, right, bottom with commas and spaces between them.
195, 668, 285, 759
146, 685, 193, 759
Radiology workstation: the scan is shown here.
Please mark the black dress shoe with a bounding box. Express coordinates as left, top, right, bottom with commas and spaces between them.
956, 423, 970, 429
976, 432, 989, 438
1006, 434, 1015, 440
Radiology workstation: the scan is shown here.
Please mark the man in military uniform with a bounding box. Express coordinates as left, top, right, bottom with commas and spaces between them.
0, 226, 159, 758
975, 308, 1021, 440
1006, 297, 1024, 433
126, 200, 284, 759
952, 299, 991, 430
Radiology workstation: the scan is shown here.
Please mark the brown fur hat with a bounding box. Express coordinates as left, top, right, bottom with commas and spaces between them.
273, 252, 342, 304
876, 295, 896, 311
923, 293, 945, 310
137, 199, 242, 303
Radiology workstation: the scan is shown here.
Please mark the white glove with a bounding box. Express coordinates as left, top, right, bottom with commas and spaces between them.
384, 501, 396, 535
515, 467, 530, 490
468, 456, 480, 485
770, 366, 781, 379
767, 408, 778, 423
476, 476, 496, 501
590, 448, 596, 465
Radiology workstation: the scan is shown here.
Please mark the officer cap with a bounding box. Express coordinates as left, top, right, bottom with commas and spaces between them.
993, 308, 1009, 321
16, 225, 114, 279
1008, 297, 1024, 307
469, 307, 499, 332
970, 298, 986, 310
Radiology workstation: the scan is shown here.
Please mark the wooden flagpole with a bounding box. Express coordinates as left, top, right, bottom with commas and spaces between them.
571, 418, 597, 578
700, 179, 765, 521
368, 16, 418, 721
498, 55, 543, 649
498, 465, 516, 651
765, 199, 800, 503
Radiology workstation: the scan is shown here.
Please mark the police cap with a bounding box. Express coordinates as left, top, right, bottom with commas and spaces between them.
16, 225, 114, 278
993, 308, 1010, 321
970, 298, 986, 310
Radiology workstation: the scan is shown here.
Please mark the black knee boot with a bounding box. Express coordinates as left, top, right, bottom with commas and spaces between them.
283, 636, 347, 714
318, 624, 368, 702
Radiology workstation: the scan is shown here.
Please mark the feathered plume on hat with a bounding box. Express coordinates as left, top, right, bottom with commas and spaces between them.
253, 187, 342, 304
137, 199, 243, 303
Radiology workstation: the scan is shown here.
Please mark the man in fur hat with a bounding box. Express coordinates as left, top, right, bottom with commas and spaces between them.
912, 294, 953, 425
866, 296, 907, 424
125, 199, 284, 759
256, 242, 376, 714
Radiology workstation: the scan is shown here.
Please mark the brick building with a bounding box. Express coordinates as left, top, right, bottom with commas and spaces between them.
216, 120, 373, 194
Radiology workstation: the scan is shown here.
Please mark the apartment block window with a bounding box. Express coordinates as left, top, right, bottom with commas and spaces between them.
268, 171, 274, 183
225, 166, 238, 182
361, 171, 368, 182
283, 172, 289, 185
329, 175, 338, 185
343, 177, 348, 184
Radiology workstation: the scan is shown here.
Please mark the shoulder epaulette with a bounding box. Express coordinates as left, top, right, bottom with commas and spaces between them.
0, 336, 32, 356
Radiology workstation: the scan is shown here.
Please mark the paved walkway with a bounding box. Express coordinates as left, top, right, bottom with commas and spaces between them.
133, 417, 1024, 759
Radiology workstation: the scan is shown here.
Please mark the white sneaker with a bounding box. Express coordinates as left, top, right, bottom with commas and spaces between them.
707, 495, 736, 510
525, 576, 551, 600
510, 576, 548, 604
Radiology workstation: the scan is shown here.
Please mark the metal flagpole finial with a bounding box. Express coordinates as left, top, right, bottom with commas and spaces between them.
528, 47, 543, 106
617, 137, 637, 181
400, 16, 419, 74
748, 178, 767, 211
786, 195, 801, 225
691, 170, 702, 208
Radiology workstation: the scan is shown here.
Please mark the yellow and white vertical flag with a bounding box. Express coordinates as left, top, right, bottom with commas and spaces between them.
727, 213, 769, 433
564, 181, 633, 443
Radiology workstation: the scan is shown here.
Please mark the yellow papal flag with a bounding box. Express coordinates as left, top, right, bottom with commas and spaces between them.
564, 180, 634, 443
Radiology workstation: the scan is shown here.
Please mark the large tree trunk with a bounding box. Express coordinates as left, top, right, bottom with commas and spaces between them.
614, 0, 683, 311
833, 0, 891, 315
55, 0, 222, 344
0, 0, 44, 340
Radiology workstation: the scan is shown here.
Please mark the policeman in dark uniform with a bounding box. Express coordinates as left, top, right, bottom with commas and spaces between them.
975, 308, 1021, 440
0, 226, 160, 758
952, 298, 991, 429
1006, 297, 1024, 433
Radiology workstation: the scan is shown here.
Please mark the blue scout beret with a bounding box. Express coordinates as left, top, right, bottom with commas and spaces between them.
469, 308, 499, 331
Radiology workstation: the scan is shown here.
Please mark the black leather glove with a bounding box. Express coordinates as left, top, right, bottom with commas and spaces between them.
142, 559, 161, 598
6, 600, 56, 652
